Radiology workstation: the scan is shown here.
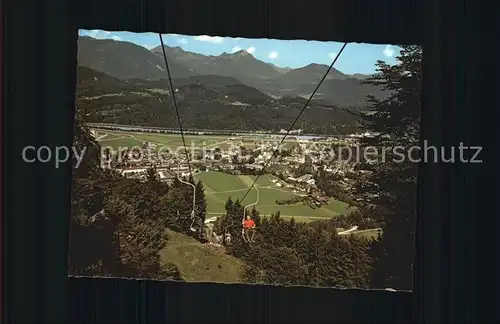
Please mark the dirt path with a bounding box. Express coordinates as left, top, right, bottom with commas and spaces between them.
203, 183, 305, 197
99, 135, 125, 142
205, 212, 333, 219
204, 186, 281, 195
95, 134, 108, 141
338, 226, 358, 235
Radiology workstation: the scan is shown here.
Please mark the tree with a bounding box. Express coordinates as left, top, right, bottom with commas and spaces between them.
72, 104, 101, 177
355, 45, 421, 290
105, 196, 169, 279
218, 197, 252, 257
294, 154, 313, 177
194, 180, 207, 239
69, 108, 124, 276
70, 108, 181, 280
237, 210, 372, 288
231, 154, 239, 165
250, 207, 262, 227
242, 245, 309, 286
145, 167, 160, 183
164, 178, 193, 233
159, 262, 184, 281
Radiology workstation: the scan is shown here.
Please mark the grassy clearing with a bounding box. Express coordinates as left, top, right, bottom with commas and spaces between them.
99, 137, 144, 149
195, 171, 248, 192
132, 133, 222, 148
97, 131, 228, 150
160, 229, 244, 283
196, 171, 351, 220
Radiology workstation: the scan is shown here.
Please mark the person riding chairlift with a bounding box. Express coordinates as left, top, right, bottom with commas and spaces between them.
242, 215, 256, 243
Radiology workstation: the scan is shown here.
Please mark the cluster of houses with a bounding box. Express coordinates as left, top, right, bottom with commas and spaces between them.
119, 167, 178, 183
96, 129, 378, 198
287, 174, 316, 186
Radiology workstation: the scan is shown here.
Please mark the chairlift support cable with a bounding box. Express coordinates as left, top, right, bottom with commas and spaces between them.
239, 42, 348, 205
158, 33, 198, 232
158, 33, 193, 177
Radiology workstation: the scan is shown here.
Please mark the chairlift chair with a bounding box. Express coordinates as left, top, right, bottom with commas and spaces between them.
223, 218, 233, 245
176, 172, 198, 233
223, 187, 260, 244
241, 188, 259, 243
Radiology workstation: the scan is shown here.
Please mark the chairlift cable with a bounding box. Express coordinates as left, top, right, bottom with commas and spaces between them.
158, 33, 193, 177
239, 42, 348, 204
158, 33, 198, 233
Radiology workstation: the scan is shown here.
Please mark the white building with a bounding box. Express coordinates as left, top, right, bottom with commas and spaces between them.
121, 168, 148, 176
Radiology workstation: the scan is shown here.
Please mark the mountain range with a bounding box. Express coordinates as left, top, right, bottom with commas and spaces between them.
77, 36, 387, 108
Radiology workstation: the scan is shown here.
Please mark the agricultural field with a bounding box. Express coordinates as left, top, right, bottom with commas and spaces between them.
95, 130, 227, 149
94, 129, 300, 151
195, 171, 352, 222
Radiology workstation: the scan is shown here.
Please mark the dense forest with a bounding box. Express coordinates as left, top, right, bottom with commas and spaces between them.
70, 45, 421, 290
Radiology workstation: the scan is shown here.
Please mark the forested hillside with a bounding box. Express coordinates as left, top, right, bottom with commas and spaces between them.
76, 66, 362, 134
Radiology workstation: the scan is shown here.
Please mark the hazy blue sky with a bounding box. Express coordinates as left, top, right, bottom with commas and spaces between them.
79, 29, 400, 75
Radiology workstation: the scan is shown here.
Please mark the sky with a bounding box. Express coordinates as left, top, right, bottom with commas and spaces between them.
79, 29, 400, 75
